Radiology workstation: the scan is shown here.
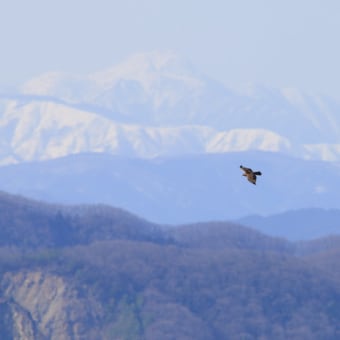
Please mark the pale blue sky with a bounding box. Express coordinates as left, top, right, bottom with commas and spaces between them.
2, 0, 340, 98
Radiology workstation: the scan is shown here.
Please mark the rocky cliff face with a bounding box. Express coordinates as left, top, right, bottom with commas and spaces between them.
1, 271, 103, 340
0, 298, 44, 340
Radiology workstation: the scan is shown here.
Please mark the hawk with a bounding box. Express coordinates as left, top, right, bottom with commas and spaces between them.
240, 165, 262, 185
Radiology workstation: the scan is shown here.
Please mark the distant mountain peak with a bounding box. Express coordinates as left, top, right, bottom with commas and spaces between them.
89, 50, 202, 92
120, 50, 188, 72
20, 50, 204, 108
2, 50, 339, 162
115, 50, 196, 73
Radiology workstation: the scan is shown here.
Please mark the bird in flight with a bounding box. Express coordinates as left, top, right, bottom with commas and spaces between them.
240, 165, 262, 185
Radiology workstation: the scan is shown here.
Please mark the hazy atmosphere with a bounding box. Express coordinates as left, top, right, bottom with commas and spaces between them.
0, 0, 339, 224
1, 2, 340, 339
2, 0, 340, 98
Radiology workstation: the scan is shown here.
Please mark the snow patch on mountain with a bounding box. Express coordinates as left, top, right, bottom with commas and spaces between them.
206, 129, 293, 153
21, 72, 95, 104
303, 144, 340, 162
21, 51, 206, 120
0, 98, 310, 165
90, 50, 202, 92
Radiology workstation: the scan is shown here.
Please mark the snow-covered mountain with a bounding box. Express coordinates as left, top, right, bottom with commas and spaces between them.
0, 98, 299, 165
0, 50, 339, 165
20, 52, 340, 138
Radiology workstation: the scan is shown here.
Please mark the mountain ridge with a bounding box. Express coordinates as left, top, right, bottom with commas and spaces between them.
0, 151, 339, 225
237, 208, 340, 241
0, 50, 338, 165
0, 95, 339, 165
0, 191, 340, 338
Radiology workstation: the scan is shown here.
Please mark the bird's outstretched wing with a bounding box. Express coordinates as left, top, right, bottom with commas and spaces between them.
240, 165, 252, 174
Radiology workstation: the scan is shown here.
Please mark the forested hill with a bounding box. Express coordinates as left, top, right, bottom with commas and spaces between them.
0, 190, 292, 251
0, 191, 340, 339
0, 191, 168, 248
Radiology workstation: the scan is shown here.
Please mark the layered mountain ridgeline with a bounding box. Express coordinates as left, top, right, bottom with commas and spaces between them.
0, 151, 339, 225
0, 192, 340, 339
237, 208, 340, 241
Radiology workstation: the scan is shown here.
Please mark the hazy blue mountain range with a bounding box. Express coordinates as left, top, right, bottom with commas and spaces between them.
0, 151, 338, 229
237, 208, 340, 241
0, 51, 339, 166
0, 51, 339, 233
